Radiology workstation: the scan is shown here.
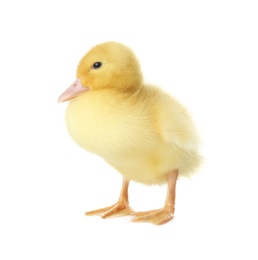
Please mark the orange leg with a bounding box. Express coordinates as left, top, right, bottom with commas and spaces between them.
85, 179, 134, 218
132, 169, 178, 225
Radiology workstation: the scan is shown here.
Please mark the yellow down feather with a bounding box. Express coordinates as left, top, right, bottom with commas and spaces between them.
65, 42, 201, 185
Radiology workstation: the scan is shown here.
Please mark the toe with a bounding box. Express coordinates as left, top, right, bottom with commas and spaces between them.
85, 205, 114, 216
132, 208, 174, 225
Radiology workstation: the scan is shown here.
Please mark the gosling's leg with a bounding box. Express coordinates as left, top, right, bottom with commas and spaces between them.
132, 169, 178, 225
85, 178, 134, 218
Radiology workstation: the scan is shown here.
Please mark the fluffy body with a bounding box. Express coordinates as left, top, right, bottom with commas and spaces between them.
66, 83, 201, 185
63, 42, 201, 185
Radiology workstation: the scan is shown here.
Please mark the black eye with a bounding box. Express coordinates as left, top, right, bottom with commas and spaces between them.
92, 62, 102, 69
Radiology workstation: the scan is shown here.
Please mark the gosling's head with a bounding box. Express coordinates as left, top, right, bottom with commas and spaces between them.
58, 42, 143, 102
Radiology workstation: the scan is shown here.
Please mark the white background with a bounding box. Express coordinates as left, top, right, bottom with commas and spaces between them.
0, 0, 257, 259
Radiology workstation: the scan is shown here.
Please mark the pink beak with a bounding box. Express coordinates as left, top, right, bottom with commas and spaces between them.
58, 79, 89, 102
